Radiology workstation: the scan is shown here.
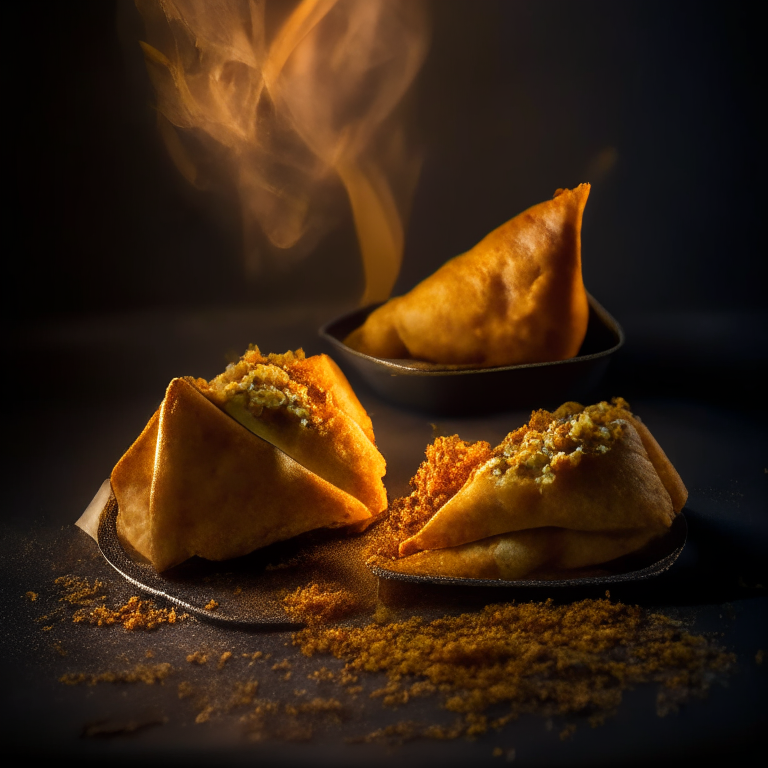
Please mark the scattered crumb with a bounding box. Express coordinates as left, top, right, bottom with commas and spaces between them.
308, 667, 335, 683
73, 596, 185, 630
195, 706, 214, 724
218, 651, 233, 669
60, 663, 172, 686
229, 680, 259, 709
272, 658, 293, 680
559, 723, 576, 741
283, 583, 356, 625
55, 575, 106, 606
25, 591, 38, 602
204, 600, 219, 611
186, 652, 208, 665
295, 598, 736, 739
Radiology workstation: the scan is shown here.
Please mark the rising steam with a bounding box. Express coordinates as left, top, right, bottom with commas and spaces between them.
135, 0, 430, 303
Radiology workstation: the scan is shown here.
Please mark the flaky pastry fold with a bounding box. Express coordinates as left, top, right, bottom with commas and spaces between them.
112, 348, 386, 572
345, 185, 591, 367
372, 399, 687, 580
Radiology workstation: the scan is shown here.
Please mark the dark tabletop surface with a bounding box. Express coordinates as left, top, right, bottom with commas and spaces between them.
4, 4, 766, 763
3, 302, 766, 767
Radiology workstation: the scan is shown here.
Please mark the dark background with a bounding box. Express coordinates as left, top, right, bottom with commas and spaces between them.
3, 4, 766, 762
7, 0, 766, 322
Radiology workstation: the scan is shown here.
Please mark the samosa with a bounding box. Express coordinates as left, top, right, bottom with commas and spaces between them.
369, 398, 687, 580
345, 185, 591, 367
112, 346, 387, 572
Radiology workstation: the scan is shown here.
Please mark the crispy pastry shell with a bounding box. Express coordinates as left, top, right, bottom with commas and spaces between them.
399, 421, 683, 558
215, 354, 386, 514
345, 185, 590, 367
377, 527, 660, 581
112, 378, 374, 572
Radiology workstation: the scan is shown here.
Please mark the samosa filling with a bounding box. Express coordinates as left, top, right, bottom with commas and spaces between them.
194, 346, 319, 429
492, 403, 627, 485
375, 398, 633, 559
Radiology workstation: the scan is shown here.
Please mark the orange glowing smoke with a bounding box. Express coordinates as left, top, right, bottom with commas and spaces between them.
135, 0, 430, 303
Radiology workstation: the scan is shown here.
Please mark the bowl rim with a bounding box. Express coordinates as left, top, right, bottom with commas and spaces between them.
320, 292, 625, 377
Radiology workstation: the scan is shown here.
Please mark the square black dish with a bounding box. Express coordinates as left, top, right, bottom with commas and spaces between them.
320, 293, 624, 416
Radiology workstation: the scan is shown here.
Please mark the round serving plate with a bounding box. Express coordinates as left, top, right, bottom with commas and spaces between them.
368, 512, 687, 588
97, 497, 331, 628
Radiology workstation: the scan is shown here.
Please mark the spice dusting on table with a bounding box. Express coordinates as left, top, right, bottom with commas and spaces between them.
283, 582, 357, 625
53, 575, 187, 630
294, 598, 735, 739
60, 663, 173, 686
44, 573, 736, 744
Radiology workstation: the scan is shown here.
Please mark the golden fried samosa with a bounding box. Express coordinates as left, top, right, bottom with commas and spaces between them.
193, 348, 386, 513
381, 528, 662, 581
345, 185, 591, 367
370, 399, 686, 580
112, 347, 387, 572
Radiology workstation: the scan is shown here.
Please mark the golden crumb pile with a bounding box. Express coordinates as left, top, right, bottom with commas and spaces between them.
371, 435, 493, 559
55, 575, 186, 630
371, 398, 637, 557
55, 575, 106, 606
294, 598, 734, 738
283, 583, 357, 625
194, 345, 323, 429
73, 596, 184, 630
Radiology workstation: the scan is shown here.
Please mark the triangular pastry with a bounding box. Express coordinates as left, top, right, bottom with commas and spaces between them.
345, 185, 591, 367
112, 347, 387, 571
193, 348, 386, 512
369, 399, 686, 580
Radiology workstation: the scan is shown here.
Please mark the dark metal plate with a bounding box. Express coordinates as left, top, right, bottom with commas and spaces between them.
97, 496, 302, 627
368, 512, 687, 588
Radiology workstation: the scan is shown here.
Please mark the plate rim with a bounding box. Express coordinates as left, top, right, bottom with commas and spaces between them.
320, 292, 625, 377
96, 496, 302, 628
366, 512, 688, 588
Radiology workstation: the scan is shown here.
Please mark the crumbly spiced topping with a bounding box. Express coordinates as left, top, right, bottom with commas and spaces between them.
370, 435, 493, 560
283, 583, 357, 626
373, 398, 635, 558
490, 397, 633, 485
194, 345, 322, 430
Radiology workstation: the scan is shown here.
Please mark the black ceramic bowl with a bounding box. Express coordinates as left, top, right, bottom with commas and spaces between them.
320, 293, 624, 416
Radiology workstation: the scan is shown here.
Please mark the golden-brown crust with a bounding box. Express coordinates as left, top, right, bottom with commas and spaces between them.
378, 527, 660, 581
190, 346, 387, 516
372, 398, 686, 581
112, 378, 374, 572
345, 185, 590, 367
624, 415, 688, 512
398, 423, 675, 557
291, 354, 376, 444
112, 410, 159, 563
